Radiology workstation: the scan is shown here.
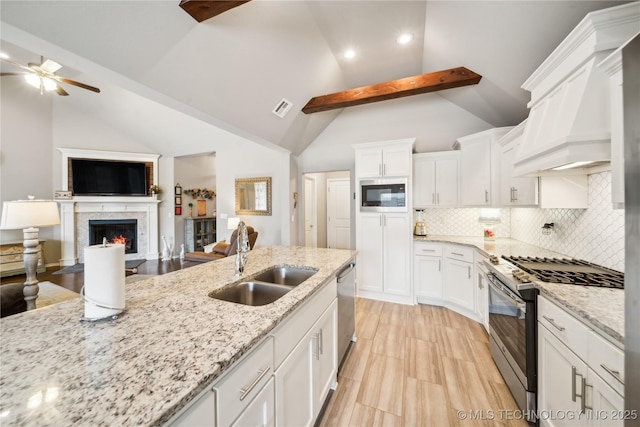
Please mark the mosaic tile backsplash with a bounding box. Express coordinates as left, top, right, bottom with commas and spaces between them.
421, 171, 624, 272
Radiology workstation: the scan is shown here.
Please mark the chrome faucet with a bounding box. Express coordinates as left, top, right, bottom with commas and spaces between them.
235, 221, 249, 275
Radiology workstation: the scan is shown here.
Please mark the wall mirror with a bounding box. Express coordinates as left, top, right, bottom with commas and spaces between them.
235, 177, 272, 216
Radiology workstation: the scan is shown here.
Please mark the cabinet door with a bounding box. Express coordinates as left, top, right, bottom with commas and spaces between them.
476, 266, 489, 332
459, 141, 491, 206
231, 378, 275, 427
538, 325, 586, 427
275, 331, 315, 427
169, 390, 216, 426
413, 157, 436, 207
382, 214, 411, 296
587, 369, 624, 427
356, 149, 383, 178
382, 146, 411, 177
414, 255, 442, 299
443, 258, 474, 312
502, 142, 538, 206
357, 214, 384, 292
313, 302, 337, 418
435, 157, 459, 207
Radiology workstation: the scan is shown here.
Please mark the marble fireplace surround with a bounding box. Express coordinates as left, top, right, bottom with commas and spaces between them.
57, 148, 161, 266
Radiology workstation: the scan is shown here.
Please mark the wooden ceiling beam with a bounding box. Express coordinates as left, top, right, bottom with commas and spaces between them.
302, 67, 482, 114
179, 1, 251, 23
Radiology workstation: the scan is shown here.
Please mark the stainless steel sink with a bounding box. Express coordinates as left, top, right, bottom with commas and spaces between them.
210, 281, 292, 306
252, 266, 318, 287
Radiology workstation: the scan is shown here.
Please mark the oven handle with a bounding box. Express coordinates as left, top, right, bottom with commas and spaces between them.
487, 276, 526, 310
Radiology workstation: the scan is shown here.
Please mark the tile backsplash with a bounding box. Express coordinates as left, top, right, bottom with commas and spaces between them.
421, 171, 624, 272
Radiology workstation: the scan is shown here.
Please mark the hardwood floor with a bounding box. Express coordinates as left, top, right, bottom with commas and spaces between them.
320, 298, 529, 427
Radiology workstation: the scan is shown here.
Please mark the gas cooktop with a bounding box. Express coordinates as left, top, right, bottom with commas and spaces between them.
501, 256, 624, 289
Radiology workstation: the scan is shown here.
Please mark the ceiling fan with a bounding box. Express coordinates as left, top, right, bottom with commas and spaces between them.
0, 56, 100, 96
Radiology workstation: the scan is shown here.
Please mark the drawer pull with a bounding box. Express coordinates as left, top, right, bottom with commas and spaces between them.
542, 315, 565, 331
601, 364, 624, 385
239, 366, 271, 401
319, 328, 324, 356
451, 252, 464, 257
421, 249, 436, 252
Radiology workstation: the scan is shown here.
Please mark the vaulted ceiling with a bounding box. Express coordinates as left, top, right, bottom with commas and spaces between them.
0, 1, 630, 157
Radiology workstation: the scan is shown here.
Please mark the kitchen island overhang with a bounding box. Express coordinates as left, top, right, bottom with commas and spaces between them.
0, 245, 356, 426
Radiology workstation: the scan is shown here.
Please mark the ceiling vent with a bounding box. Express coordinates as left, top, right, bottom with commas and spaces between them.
272, 98, 293, 118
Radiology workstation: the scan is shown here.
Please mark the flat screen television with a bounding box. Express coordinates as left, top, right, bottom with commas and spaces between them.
71, 159, 147, 196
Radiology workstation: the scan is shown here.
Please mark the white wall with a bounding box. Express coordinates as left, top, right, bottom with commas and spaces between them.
298, 93, 492, 174
0, 79, 59, 264
215, 140, 290, 248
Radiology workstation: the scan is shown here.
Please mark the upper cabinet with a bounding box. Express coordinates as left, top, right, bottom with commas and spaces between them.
498, 121, 539, 207
413, 151, 459, 208
454, 127, 513, 207
353, 139, 414, 178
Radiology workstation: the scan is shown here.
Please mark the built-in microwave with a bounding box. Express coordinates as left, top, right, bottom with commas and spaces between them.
360, 178, 407, 212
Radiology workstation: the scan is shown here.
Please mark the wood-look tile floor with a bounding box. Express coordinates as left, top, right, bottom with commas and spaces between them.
319, 298, 529, 427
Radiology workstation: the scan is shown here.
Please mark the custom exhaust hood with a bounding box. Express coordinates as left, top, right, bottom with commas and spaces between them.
513, 2, 640, 177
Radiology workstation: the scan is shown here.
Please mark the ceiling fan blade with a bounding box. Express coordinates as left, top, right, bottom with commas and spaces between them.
0, 72, 28, 76
0, 57, 33, 73
41, 59, 62, 74
56, 76, 101, 93
55, 83, 69, 96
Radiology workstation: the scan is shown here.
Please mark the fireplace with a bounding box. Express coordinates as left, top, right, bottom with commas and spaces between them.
89, 219, 138, 254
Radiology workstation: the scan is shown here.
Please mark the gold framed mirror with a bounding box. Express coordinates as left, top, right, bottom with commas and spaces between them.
235, 177, 272, 216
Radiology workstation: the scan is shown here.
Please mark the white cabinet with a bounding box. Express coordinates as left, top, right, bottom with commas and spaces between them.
442, 245, 475, 315
353, 139, 413, 178
413, 241, 443, 302
475, 254, 489, 332
357, 213, 412, 303
454, 127, 513, 207
413, 151, 459, 207
275, 300, 337, 427
231, 378, 275, 427
538, 295, 625, 427
169, 388, 216, 426
498, 121, 539, 207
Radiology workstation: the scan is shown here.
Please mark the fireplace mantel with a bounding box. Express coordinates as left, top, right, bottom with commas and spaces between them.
58, 198, 161, 266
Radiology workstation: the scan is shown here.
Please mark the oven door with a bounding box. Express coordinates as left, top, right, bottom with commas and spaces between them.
488, 276, 528, 388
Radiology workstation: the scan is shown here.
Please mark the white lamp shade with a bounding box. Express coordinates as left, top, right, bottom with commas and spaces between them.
227, 217, 240, 230
0, 199, 61, 230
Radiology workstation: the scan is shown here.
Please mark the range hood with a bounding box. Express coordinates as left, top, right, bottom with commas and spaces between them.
513, 2, 640, 176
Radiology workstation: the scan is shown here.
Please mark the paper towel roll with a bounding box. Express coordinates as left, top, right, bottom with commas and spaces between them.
84, 243, 125, 319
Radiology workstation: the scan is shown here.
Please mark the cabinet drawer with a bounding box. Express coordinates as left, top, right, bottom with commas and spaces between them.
588, 330, 625, 396
214, 337, 274, 427
414, 242, 442, 257
270, 279, 337, 368
444, 244, 474, 263
538, 295, 588, 361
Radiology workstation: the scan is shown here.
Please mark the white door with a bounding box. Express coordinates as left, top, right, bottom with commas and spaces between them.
304, 176, 317, 247
327, 178, 351, 249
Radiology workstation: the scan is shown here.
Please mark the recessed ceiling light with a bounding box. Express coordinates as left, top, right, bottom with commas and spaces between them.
343, 49, 356, 60
397, 33, 414, 45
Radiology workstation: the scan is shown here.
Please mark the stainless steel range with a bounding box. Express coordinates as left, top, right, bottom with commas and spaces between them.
483, 255, 625, 424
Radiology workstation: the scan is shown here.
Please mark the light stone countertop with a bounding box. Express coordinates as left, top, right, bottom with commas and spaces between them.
0, 246, 356, 426
415, 235, 625, 346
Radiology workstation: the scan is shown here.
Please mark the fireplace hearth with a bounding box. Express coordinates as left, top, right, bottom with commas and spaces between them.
89, 219, 138, 254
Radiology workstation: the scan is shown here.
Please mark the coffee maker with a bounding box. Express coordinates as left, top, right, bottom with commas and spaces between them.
414, 209, 427, 236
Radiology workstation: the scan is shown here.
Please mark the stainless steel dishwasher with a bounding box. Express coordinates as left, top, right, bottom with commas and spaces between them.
337, 262, 356, 371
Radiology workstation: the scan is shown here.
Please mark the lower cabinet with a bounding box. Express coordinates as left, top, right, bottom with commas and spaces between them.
167, 277, 340, 427
538, 295, 625, 427
443, 245, 475, 316
413, 242, 443, 302
275, 300, 337, 427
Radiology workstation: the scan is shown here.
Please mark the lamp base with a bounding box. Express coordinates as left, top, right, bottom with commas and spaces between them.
22, 227, 40, 310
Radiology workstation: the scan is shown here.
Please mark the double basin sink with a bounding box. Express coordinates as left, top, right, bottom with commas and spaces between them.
209, 266, 318, 306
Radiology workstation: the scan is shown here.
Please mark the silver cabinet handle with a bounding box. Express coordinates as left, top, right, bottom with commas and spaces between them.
240, 366, 271, 401
421, 249, 436, 252
485, 190, 489, 203
314, 333, 321, 360
432, 193, 435, 204
438, 259, 441, 272
572, 366, 584, 403
379, 164, 383, 176
513, 187, 518, 202
468, 265, 471, 279
581, 376, 590, 413
600, 364, 624, 385
319, 328, 324, 355
451, 252, 464, 257
383, 163, 386, 176
543, 315, 566, 331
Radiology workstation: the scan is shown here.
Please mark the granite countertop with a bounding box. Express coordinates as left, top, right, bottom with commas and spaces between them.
415, 235, 625, 346
0, 246, 356, 426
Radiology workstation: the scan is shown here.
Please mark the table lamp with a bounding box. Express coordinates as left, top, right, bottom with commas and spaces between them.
0, 196, 60, 310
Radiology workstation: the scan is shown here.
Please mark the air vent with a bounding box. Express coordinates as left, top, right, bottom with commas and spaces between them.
272, 98, 293, 118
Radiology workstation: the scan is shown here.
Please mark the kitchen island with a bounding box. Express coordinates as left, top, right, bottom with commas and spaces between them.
0, 246, 356, 426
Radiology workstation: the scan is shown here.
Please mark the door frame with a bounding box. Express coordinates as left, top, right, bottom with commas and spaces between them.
304, 175, 318, 247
